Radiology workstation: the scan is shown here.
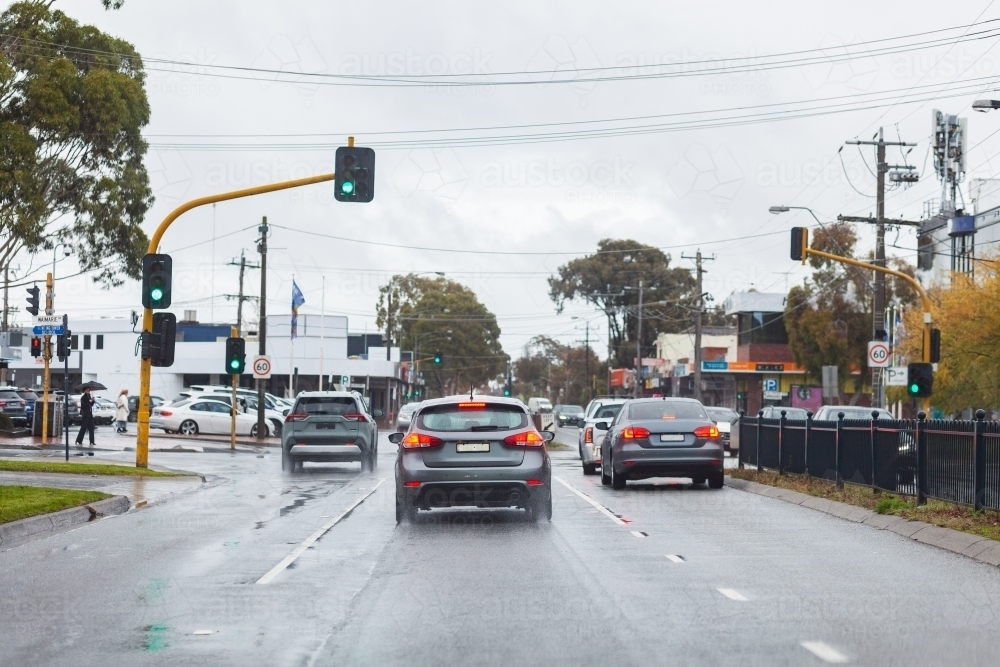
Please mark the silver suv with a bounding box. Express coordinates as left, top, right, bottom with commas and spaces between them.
578, 398, 627, 475
281, 391, 382, 473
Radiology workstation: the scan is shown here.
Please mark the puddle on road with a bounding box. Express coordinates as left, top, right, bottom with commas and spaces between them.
143, 624, 169, 651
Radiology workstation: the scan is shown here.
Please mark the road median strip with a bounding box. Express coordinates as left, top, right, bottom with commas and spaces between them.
0, 460, 188, 477
727, 472, 1000, 568
0, 487, 130, 545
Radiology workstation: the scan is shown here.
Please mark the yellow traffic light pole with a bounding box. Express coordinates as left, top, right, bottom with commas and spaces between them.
136, 173, 335, 467
798, 236, 933, 413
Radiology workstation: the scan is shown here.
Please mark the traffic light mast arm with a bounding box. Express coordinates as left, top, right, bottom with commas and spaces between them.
804, 245, 932, 364
136, 173, 334, 468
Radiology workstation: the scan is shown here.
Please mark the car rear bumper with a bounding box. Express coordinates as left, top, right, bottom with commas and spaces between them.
580, 443, 601, 465
612, 443, 724, 480
396, 449, 550, 508
289, 443, 363, 460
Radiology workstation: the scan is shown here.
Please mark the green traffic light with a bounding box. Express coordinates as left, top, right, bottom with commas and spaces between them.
150, 287, 164, 301
229, 359, 240, 370
341, 181, 354, 194
910, 383, 919, 393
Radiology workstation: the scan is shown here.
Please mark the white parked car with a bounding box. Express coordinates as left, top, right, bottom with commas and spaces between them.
92, 398, 116, 425
166, 391, 285, 436
150, 399, 275, 437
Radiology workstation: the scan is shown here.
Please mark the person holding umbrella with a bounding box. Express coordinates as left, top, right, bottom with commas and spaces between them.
74, 381, 106, 448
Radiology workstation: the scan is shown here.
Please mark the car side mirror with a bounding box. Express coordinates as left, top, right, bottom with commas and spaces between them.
541, 431, 555, 442
372, 409, 384, 418
388, 432, 404, 444
595, 421, 609, 431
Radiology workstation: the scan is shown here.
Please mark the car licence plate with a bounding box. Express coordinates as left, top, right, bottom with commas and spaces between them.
659, 434, 685, 442
457, 442, 489, 453
315, 423, 337, 430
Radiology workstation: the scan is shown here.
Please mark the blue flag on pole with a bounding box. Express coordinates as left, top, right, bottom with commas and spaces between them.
291, 280, 305, 339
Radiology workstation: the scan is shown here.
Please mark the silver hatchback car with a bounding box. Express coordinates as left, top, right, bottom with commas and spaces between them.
599, 398, 725, 489
390, 396, 554, 522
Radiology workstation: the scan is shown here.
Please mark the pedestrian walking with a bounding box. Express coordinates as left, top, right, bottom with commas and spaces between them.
115, 389, 129, 434
75, 386, 96, 447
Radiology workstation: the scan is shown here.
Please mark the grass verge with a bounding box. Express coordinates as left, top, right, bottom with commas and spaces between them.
729, 468, 1000, 542
0, 460, 188, 477
0, 485, 111, 524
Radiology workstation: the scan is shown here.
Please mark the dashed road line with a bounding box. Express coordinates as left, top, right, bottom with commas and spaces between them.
555, 476, 627, 526
717, 588, 748, 601
630, 531, 648, 538
800, 641, 849, 663
256, 479, 385, 585
665, 554, 685, 563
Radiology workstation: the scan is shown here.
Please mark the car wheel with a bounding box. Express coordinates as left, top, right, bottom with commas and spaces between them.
282, 448, 293, 472
396, 494, 416, 523
583, 463, 596, 475
250, 424, 260, 438
601, 458, 611, 486
370, 445, 378, 469
708, 472, 724, 489
530, 486, 552, 521
179, 420, 198, 436
361, 452, 373, 472
294, 460, 304, 473
269, 420, 282, 438
692, 476, 706, 486
611, 456, 627, 490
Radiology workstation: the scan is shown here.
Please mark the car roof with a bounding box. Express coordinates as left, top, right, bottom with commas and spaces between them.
418, 395, 528, 410
294, 391, 362, 398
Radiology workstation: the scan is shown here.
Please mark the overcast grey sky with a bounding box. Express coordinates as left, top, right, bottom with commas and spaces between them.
14, 0, 1000, 357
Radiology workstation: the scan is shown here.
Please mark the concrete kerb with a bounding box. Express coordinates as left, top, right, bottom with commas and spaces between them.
0, 495, 130, 547
726, 476, 1000, 570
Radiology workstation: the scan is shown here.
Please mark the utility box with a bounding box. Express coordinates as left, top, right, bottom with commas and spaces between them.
32, 400, 64, 437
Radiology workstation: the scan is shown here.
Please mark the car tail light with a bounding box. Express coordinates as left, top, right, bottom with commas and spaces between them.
503, 431, 545, 447
403, 481, 421, 488
401, 433, 443, 449
0, 401, 6, 407
622, 427, 650, 440
584, 427, 593, 444
159, 410, 173, 417
694, 425, 721, 439
343, 413, 368, 422
526, 479, 544, 486
284, 413, 308, 422
458, 402, 487, 410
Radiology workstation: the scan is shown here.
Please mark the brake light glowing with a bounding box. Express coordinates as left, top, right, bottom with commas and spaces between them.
584, 427, 593, 444
458, 402, 487, 410
343, 413, 368, 422
403, 481, 421, 488
284, 413, 308, 422
401, 433, 444, 449
526, 479, 544, 486
694, 425, 721, 439
503, 431, 545, 447
159, 410, 173, 417
622, 427, 650, 440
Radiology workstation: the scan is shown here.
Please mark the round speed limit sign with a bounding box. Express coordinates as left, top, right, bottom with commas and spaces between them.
252, 355, 273, 379
867, 342, 890, 368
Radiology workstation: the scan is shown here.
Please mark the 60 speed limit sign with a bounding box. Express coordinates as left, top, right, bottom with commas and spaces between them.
867, 341, 890, 368
252, 355, 273, 379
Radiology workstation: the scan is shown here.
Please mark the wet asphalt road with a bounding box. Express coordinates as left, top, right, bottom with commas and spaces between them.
2, 427, 1000, 666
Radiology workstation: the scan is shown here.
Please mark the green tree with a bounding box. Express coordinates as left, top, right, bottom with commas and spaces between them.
785, 222, 916, 403
548, 239, 696, 370
0, 1, 152, 285
513, 335, 602, 405
376, 274, 505, 397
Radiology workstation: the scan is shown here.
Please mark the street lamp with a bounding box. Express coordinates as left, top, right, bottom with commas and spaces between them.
973, 99, 1000, 112
52, 242, 71, 282
769, 205, 823, 225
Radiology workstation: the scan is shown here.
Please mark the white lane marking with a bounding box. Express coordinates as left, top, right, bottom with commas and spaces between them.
665, 554, 685, 563
800, 641, 849, 663
630, 531, 647, 538
193, 630, 213, 636
555, 476, 626, 526
717, 588, 748, 601
256, 479, 385, 585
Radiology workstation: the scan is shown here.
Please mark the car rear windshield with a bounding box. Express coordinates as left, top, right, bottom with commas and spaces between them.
593, 404, 623, 420
629, 401, 709, 421
0, 391, 21, 400
417, 404, 528, 432
562, 406, 584, 415
705, 407, 738, 422
293, 397, 359, 416
17, 391, 38, 400
400, 404, 418, 413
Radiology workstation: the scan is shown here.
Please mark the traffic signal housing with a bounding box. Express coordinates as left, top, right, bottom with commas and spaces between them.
790, 227, 808, 263
25, 285, 40, 316
225, 336, 246, 375
56, 332, 70, 361
334, 146, 376, 203
152, 313, 176, 367
433, 351, 443, 365
907, 362, 934, 398
142, 253, 172, 309
930, 328, 941, 364
30, 336, 41, 358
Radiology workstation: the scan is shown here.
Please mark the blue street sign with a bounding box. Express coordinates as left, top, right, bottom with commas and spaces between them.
32, 325, 64, 336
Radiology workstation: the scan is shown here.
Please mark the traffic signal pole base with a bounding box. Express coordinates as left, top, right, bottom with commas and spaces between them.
135, 173, 335, 469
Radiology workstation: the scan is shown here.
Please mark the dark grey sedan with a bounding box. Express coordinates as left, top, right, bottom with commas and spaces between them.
598, 398, 725, 490
391, 396, 553, 522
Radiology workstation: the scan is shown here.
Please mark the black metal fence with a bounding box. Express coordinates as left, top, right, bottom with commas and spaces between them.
738, 409, 1000, 511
